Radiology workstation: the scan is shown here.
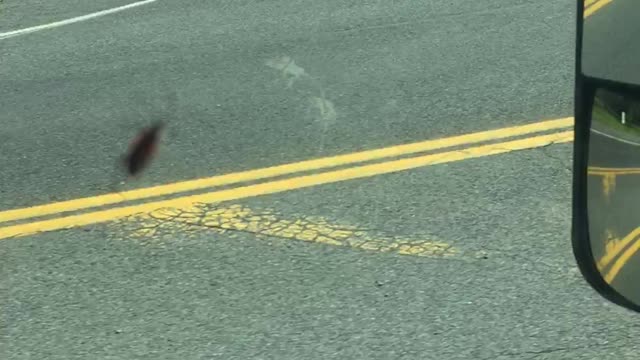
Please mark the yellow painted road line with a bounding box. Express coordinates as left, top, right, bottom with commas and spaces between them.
604, 228, 640, 283
0, 130, 573, 241
585, 0, 599, 7
597, 227, 640, 271
116, 204, 460, 258
584, 0, 613, 18
0, 117, 573, 224
588, 167, 640, 176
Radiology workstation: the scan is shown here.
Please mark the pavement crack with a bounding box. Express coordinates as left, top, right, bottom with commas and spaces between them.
538, 143, 572, 174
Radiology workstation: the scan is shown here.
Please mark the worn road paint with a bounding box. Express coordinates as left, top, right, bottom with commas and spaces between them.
0, 130, 573, 241
602, 173, 616, 202
584, 0, 612, 18
109, 203, 458, 258
0, 118, 573, 224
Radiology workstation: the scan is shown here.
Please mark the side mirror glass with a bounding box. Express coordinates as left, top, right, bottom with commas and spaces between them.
587, 86, 640, 305
574, 0, 640, 311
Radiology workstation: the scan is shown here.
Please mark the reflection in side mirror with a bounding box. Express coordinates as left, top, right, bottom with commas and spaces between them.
587, 87, 640, 306
573, 0, 640, 313
582, 0, 640, 84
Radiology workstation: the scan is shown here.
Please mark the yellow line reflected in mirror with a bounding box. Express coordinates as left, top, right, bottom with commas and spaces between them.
588, 166, 640, 176
598, 227, 640, 271
584, 0, 613, 18
592, 166, 640, 282
604, 230, 640, 284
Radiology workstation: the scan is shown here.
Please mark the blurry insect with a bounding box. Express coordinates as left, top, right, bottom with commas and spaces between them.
121, 120, 165, 178
107, 90, 178, 193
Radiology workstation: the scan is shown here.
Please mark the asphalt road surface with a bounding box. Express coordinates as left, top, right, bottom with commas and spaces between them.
4, 1, 640, 359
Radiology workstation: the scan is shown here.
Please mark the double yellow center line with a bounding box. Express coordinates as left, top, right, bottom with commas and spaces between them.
0, 117, 574, 241
598, 227, 640, 284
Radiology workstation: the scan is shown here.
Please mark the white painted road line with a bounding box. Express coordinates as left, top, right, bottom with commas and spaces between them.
591, 128, 640, 146
0, 0, 159, 41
